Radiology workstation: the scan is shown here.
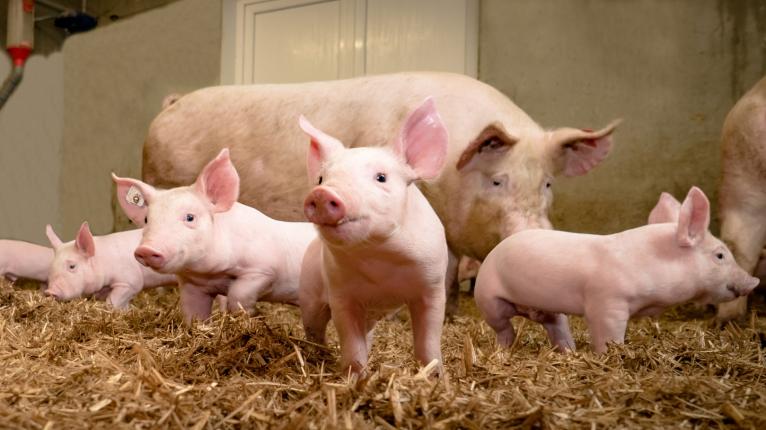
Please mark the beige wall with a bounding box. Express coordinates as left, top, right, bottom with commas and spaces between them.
0, 53, 63, 244
57, 0, 221, 239
480, 0, 766, 234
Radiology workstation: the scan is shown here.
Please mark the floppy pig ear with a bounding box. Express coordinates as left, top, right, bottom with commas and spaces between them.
112, 173, 153, 226
456, 122, 518, 170
194, 148, 240, 213
75, 222, 96, 258
647, 192, 681, 224
396, 97, 449, 180
553, 119, 621, 177
299, 115, 345, 184
676, 186, 710, 247
45, 224, 63, 249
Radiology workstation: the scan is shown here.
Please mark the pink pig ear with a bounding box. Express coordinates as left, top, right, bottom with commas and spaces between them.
45, 224, 63, 249
676, 186, 710, 247
75, 222, 96, 258
396, 97, 449, 180
194, 148, 240, 213
299, 115, 345, 183
553, 119, 621, 177
647, 192, 682, 224
112, 173, 153, 226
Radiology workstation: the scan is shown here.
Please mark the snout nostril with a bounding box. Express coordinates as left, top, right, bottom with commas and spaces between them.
330, 201, 338, 208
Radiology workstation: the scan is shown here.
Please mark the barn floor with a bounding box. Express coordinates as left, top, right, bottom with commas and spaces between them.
0, 279, 764, 429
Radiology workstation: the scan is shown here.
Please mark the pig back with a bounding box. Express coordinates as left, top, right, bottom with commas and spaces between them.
142, 72, 535, 224
721, 76, 766, 184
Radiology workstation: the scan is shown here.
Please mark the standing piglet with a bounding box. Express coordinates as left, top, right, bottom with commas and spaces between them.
112, 149, 317, 322
718, 75, 766, 321
0, 240, 53, 283
475, 187, 759, 354
44, 222, 177, 308
299, 98, 449, 375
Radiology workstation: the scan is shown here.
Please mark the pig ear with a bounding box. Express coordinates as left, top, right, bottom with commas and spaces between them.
396, 97, 449, 180
457, 122, 518, 170
676, 186, 710, 248
194, 148, 240, 212
45, 224, 63, 249
648, 192, 682, 224
75, 222, 96, 258
112, 173, 153, 226
299, 115, 345, 183
553, 119, 621, 177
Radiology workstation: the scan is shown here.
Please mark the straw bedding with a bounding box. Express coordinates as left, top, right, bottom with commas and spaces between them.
1, 279, 764, 429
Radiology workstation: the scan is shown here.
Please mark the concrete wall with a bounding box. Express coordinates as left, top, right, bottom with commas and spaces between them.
57, 0, 221, 239
480, 0, 766, 234
0, 53, 63, 244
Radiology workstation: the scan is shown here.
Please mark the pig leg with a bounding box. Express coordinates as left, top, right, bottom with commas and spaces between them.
444, 250, 460, 319
179, 283, 215, 322
107, 283, 142, 310
585, 306, 629, 354
302, 300, 332, 345
331, 300, 369, 375
408, 290, 445, 369
226, 275, 274, 315
718, 204, 766, 321
540, 313, 576, 352
474, 293, 518, 347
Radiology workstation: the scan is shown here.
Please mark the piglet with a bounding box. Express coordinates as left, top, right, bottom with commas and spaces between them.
0, 240, 53, 283
112, 149, 317, 322
44, 222, 177, 308
474, 187, 759, 354
299, 97, 449, 375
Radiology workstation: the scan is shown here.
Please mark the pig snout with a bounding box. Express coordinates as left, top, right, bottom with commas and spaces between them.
44, 285, 62, 300
134, 245, 166, 269
726, 274, 760, 297
304, 187, 346, 226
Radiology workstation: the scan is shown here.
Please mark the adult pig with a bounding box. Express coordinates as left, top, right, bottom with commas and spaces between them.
142, 72, 620, 312
299, 98, 449, 375
113, 149, 317, 322
474, 187, 758, 353
0, 240, 53, 283
44, 222, 177, 308
718, 75, 766, 321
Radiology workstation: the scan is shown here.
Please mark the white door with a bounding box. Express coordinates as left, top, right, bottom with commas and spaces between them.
220, 0, 478, 85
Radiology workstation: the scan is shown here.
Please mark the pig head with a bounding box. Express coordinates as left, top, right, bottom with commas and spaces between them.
45, 222, 101, 300
112, 149, 239, 274
436, 116, 621, 259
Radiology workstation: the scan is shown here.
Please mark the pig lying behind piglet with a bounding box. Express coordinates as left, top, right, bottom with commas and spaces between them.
44, 222, 177, 309
475, 187, 759, 354
299, 97, 449, 375
113, 149, 317, 322
0, 239, 53, 284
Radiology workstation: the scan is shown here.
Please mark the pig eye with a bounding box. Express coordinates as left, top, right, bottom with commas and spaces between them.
185, 214, 195, 222
376, 173, 387, 183
68, 263, 76, 271
546, 182, 552, 189
318, 176, 323, 185
716, 252, 724, 260
492, 180, 502, 187
144, 216, 148, 224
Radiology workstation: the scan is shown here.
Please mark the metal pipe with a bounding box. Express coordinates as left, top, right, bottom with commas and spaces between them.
0, 65, 24, 110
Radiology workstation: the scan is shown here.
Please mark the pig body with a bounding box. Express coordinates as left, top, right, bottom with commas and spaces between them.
113, 149, 317, 322
142, 72, 620, 313
299, 99, 449, 374
475, 187, 759, 353
45, 224, 177, 309
0, 240, 53, 283
717, 75, 766, 321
